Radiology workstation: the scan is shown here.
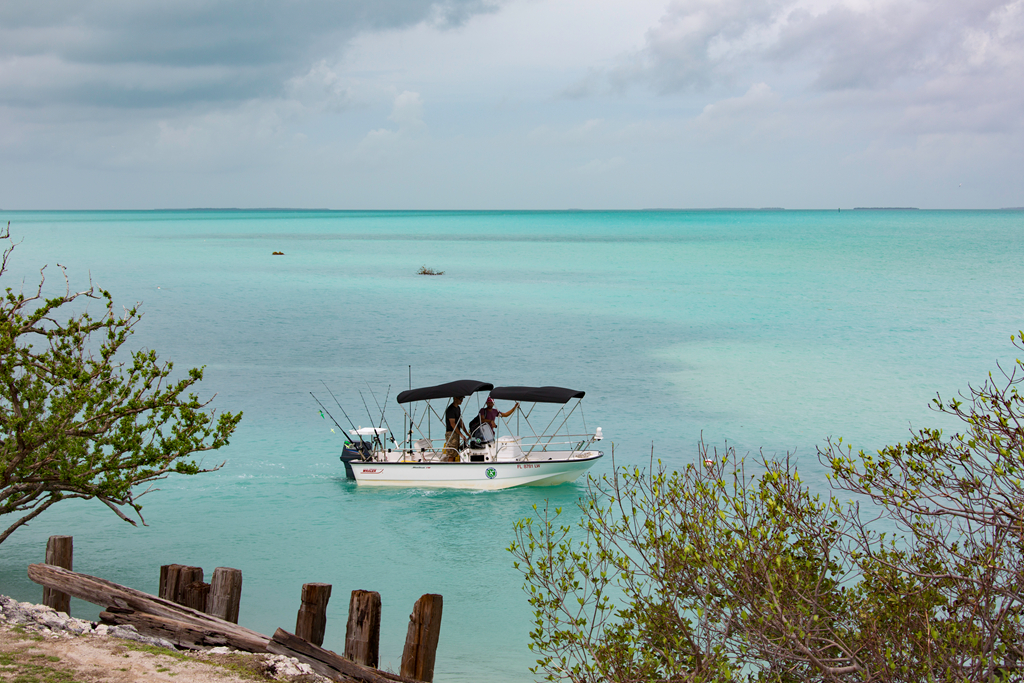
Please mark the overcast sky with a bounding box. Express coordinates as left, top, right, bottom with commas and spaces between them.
1, 0, 1021, 209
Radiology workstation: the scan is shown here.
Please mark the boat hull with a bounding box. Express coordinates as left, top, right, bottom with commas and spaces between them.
351, 453, 602, 489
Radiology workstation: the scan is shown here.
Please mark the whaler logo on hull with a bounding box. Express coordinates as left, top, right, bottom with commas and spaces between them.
485, 467, 497, 479
361, 468, 383, 474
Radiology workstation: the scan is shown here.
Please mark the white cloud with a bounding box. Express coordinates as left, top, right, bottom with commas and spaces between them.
358, 90, 428, 161
286, 61, 355, 113
389, 91, 426, 130
695, 82, 777, 121
614, 0, 788, 92
618, 0, 1024, 109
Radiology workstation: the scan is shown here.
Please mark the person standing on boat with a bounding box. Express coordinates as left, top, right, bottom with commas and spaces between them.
479, 396, 519, 443
444, 396, 470, 461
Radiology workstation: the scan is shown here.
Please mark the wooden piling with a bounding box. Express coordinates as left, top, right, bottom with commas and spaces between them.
344, 590, 381, 668
269, 628, 415, 683
400, 594, 443, 682
208, 567, 243, 624
295, 583, 332, 647
42, 536, 73, 613
159, 564, 204, 606
158, 564, 176, 600
181, 580, 211, 611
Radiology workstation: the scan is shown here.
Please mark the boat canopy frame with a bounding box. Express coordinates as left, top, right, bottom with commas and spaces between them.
395, 382, 593, 456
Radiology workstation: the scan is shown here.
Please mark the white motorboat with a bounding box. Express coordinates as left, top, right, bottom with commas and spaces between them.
341, 380, 604, 489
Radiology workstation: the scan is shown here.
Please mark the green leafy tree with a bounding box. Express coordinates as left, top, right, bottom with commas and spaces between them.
822, 335, 1024, 680
0, 225, 242, 544
511, 335, 1024, 683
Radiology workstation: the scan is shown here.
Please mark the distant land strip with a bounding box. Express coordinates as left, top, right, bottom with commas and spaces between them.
853, 207, 920, 210
640, 207, 786, 211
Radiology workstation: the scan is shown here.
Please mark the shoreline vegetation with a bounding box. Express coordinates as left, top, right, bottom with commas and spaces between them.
510, 333, 1024, 682
0, 223, 242, 547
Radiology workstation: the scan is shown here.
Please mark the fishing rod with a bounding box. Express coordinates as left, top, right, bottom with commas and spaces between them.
406, 365, 414, 450
366, 383, 396, 446
366, 382, 386, 428
359, 391, 386, 451
321, 381, 362, 443
310, 392, 347, 435
354, 393, 382, 450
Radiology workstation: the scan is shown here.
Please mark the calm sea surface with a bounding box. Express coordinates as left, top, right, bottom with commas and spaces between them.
1, 209, 1022, 681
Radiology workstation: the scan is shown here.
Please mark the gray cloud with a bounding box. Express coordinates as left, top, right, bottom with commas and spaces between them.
0, 0, 502, 108
771, 0, 1021, 91
614, 0, 1023, 99
614, 0, 786, 93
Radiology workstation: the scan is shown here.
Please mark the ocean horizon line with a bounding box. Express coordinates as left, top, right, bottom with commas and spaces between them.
3, 206, 1023, 213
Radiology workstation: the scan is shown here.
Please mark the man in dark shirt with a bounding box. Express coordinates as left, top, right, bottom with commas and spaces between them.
444, 396, 469, 461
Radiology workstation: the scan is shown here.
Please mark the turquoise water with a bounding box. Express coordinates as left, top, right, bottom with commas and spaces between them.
1, 209, 1022, 681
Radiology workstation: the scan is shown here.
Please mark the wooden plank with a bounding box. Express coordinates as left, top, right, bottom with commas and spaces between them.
268, 628, 418, 683
400, 594, 443, 682
295, 583, 332, 647
27, 563, 270, 653
42, 536, 73, 614
208, 567, 243, 623
100, 608, 233, 650
344, 590, 381, 668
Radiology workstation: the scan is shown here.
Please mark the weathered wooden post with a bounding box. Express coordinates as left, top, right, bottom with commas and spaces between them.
42, 536, 73, 613
181, 580, 210, 611
295, 583, 332, 647
159, 564, 205, 606
344, 590, 381, 668
400, 594, 443, 682
158, 564, 177, 600
208, 567, 243, 623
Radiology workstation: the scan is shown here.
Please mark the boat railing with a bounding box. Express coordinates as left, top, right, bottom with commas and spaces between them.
394, 433, 599, 461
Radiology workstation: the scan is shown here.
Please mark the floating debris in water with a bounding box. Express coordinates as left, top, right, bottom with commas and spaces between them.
272, 251, 284, 255
417, 265, 444, 275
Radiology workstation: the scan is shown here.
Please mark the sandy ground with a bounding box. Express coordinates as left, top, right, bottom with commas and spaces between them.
0, 622, 321, 683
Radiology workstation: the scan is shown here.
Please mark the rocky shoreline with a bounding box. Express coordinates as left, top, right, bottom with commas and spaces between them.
0, 594, 330, 682
1, 594, 178, 648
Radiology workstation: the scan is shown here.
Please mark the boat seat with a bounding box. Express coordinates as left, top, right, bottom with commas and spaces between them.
495, 436, 523, 461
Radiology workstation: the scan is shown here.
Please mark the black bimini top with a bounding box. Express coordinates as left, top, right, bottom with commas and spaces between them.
396, 379, 494, 404
490, 386, 585, 404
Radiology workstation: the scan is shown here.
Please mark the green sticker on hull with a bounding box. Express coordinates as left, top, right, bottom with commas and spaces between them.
485, 467, 497, 479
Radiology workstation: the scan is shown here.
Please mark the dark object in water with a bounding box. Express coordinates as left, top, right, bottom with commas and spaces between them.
417, 265, 444, 275
272, 251, 285, 255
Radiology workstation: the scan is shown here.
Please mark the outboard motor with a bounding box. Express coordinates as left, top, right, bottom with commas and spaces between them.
339, 440, 373, 479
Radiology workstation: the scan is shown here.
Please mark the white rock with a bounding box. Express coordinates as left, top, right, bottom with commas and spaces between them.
64, 619, 92, 634
40, 611, 67, 630
262, 653, 315, 680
